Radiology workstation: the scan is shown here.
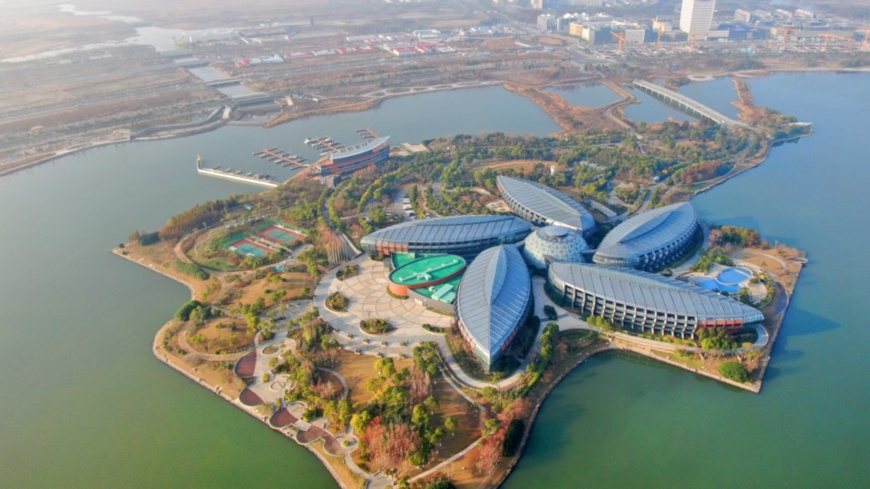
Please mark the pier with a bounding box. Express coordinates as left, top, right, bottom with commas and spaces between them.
196, 154, 278, 188
632, 79, 747, 128
253, 148, 307, 168
355, 128, 380, 140
305, 136, 345, 152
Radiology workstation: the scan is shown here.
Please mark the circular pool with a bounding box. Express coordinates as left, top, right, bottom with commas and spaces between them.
717, 267, 753, 285
691, 267, 753, 294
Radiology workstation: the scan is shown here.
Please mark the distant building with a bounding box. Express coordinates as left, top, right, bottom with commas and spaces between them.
531, 0, 544, 11
549, 262, 764, 338
456, 245, 532, 371
680, 0, 717, 37
537, 14, 555, 31
569, 22, 585, 37
734, 9, 752, 23
593, 202, 699, 271
311, 137, 390, 177
624, 28, 648, 44
794, 8, 816, 20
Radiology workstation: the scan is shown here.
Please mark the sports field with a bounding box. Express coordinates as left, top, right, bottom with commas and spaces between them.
258, 225, 301, 245
229, 239, 274, 258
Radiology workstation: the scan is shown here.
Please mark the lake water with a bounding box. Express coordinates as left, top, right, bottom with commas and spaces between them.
0, 87, 556, 487
505, 72, 870, 488
1, 74, 868, 488
624, 87, 696, 123
546, 83, 622, 107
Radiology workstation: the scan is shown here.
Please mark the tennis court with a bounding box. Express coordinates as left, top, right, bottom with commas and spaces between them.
258, 225, 301, 245
229, 239, 274, 258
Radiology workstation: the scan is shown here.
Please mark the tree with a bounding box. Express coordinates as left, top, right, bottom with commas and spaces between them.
543, 305, 557, 321
351, 410, 373, 434
719, 361, 749, 382
369, 206, 387, 227
444, 416, 458, 432
484, 418, 500, 436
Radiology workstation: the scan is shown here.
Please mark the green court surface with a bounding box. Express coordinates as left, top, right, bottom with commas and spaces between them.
231, 240, 271, 258
414, 276, 462, 304
261, 226, 298, 244
389, 254, 466, 286
390, 252, 442, 270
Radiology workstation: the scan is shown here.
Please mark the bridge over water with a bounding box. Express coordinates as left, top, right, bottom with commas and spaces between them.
633, 80, 747, 128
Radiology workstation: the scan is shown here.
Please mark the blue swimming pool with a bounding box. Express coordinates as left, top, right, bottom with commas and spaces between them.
717, 267, 753, 285
694, 277, 741, 294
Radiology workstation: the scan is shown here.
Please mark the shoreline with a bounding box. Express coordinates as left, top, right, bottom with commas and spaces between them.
104, 65, 811, 486
116, 231, 803, 489
0, 68, 847, 181
113, 247, 356, 489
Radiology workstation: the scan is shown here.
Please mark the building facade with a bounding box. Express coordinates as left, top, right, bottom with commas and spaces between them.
497, 175, 596, 237
680, 0, 717, 37
361, 215, 532, 260
456, 245, 532, 371
311, 136, 390, 177
549, 262, 764, 338
593, 202, 699, 271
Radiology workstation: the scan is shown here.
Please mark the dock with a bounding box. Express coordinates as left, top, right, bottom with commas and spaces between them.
253, 147, 307, 168
356, 128, 380, 140
305, 136, 345, 152
196, 154, 278, 188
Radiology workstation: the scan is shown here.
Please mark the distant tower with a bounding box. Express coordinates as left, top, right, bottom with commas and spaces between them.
680, 0, 716, 38
531, 0, 544, 10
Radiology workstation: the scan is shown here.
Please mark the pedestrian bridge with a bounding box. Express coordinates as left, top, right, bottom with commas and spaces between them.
633, 80, 746, 128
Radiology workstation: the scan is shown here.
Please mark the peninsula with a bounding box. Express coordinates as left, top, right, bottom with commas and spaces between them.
116, 73, 807, 488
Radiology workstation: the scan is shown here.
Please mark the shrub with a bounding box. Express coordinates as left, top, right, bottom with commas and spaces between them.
175, 300, 203, 321
543, 305, 557, 321
502, 419, 525, 457
719, 361, 749, 383
360, 318, 393, 335
138, 231, 160, 246
326, 292, 349, 312
175, 262, 209, 280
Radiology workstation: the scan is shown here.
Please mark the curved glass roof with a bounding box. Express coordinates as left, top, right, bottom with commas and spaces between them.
595, 202, 697, 260
549, 262, 764, 322
497, 176, 595, 232
456, 245, 532, 365
522, 225, 588, 270
362, 215, 531, 247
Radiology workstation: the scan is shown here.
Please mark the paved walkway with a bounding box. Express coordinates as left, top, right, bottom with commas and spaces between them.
315, 255, 534, 390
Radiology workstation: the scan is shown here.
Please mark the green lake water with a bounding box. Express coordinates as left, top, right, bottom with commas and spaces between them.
1, 75, 867, 488
505, 72, 870, 488
0, 88, 556, 487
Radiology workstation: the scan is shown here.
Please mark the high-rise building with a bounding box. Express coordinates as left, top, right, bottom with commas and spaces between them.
680, 0, 716, 37
531, 0, 544, 10
536, 14, 555, 31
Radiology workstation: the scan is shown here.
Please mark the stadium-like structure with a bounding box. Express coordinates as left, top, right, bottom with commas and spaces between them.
497, 175, 596, 238
593, 202, 699, 271
455, 245, 532, 371
360, 215, 531, 260
549, 262, 763, 338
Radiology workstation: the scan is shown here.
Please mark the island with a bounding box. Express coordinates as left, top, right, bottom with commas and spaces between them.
113, 73, 808, 489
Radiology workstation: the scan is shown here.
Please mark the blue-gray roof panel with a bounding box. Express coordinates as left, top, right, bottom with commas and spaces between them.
456, 245, 532, 364
595, 202, 697, 260
550, 262, 763, 322
497, 176, 596, 232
